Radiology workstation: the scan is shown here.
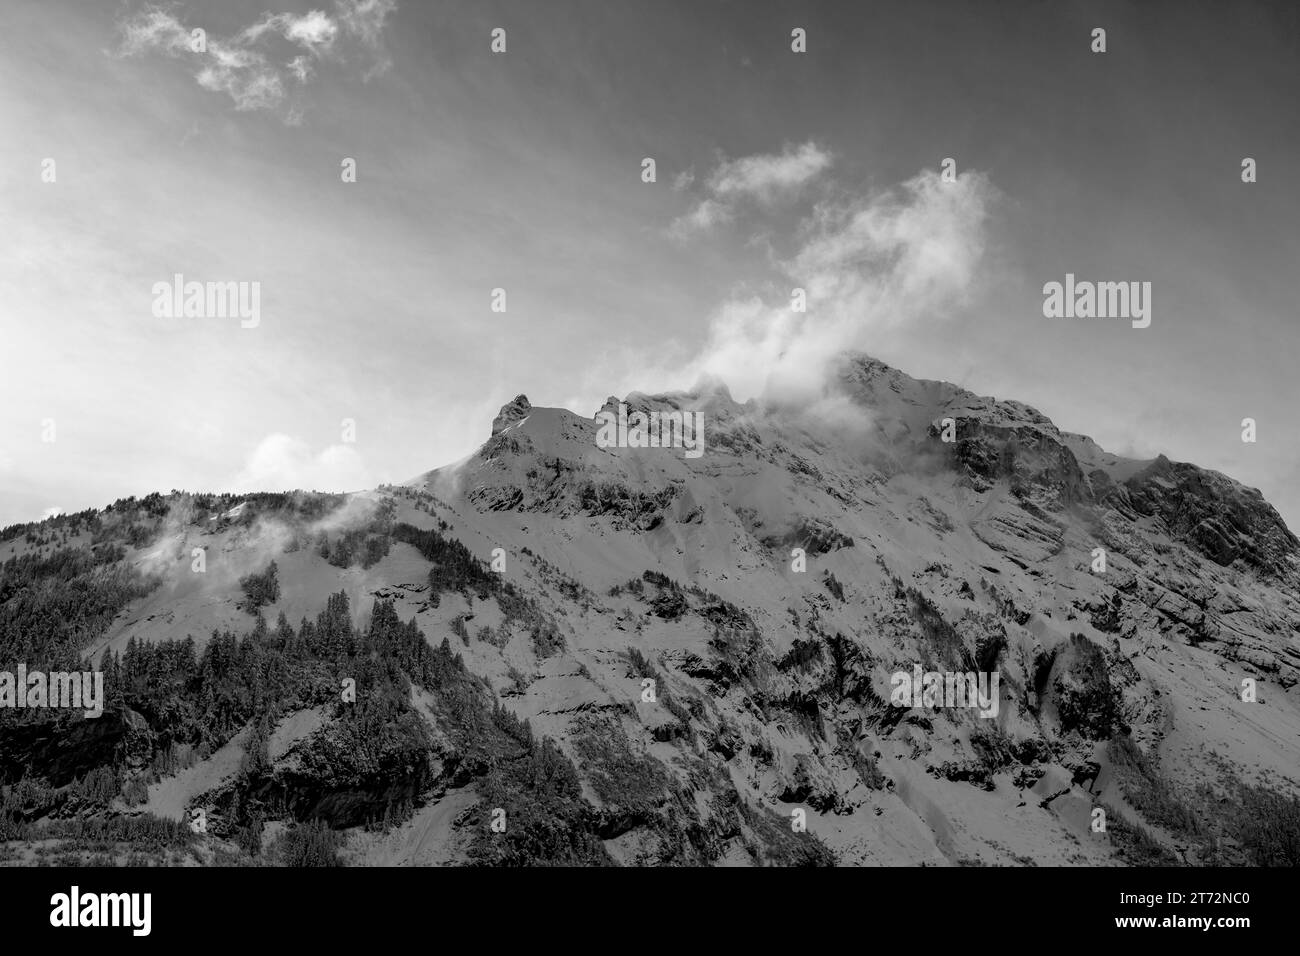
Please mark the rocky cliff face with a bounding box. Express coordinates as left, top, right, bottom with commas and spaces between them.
491, 394, 532, 436
1120, 455, 1298, 576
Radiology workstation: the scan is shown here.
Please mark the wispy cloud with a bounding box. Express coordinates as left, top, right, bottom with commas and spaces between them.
232, 434, 371, 492
709, 141, 832, 202
670, 140, 832, 237
668, 197, 732, 238
336, 0, 396, 47
240, 10, 340, 51
115, 0, 397, 120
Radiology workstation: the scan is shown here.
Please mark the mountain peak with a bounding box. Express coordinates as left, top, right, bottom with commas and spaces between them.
687, 371, 735, 403
491, 394, 532, 436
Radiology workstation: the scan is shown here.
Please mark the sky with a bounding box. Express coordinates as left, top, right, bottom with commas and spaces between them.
1, 0, 1298, 530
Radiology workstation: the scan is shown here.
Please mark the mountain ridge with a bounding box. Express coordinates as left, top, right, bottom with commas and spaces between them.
3, 350, 1298, 866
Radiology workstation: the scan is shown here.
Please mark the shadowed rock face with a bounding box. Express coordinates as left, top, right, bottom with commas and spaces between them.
0, 706, 151, 788
1120, 455, 1298, 576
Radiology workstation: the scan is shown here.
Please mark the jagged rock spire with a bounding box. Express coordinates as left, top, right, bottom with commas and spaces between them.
492, 394, 531, 436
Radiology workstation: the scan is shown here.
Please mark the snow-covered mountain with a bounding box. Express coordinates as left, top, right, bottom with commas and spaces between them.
3, 352, 1298, 866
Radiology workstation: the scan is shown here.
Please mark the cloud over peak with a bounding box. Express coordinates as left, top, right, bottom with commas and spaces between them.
232, 433, 371, 493
688, 166, 997, 405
